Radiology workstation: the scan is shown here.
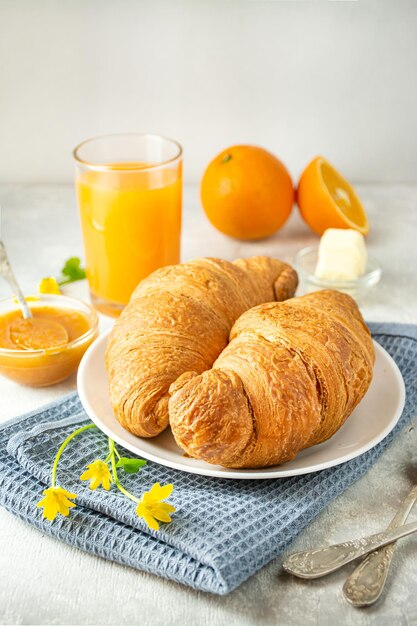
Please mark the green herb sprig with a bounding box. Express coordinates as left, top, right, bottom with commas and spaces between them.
58, 257, 86, 286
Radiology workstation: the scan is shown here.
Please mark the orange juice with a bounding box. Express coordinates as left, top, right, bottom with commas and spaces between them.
76, 162, 182, 315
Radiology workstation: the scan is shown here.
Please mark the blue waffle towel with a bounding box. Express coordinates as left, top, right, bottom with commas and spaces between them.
0, 322, 416, 595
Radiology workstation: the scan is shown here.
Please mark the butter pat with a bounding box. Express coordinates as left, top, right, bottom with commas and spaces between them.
315, 228, 367, 281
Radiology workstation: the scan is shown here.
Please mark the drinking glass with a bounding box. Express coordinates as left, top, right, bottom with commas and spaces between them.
74, 134, 182, 316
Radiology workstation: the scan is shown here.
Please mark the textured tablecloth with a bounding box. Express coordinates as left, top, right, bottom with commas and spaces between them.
0, 322, 415, 595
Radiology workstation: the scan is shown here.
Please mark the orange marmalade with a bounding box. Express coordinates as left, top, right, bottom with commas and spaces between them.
0, 299, 97, 386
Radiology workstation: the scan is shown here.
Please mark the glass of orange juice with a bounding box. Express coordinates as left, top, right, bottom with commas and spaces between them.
73, 134, 182, 317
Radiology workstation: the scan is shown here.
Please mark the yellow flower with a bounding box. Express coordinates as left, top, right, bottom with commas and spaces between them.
38, 277, 62, 295
136, 482, 176, 531
80, 460, 112, 490
36, 486, 77, 521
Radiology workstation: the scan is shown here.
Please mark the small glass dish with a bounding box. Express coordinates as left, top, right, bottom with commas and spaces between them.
295, 245, 382, 296
0, 294, 98, 387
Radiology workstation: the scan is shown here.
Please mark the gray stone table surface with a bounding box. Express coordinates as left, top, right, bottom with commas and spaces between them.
0, 183, 416, 626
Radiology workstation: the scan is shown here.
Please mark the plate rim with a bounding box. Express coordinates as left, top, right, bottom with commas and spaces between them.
77, 329, 406, 480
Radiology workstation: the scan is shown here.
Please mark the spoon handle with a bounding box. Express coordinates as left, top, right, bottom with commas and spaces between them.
0, 241, 32, 319
343, 485, 417, 606
282, 519, 417, 579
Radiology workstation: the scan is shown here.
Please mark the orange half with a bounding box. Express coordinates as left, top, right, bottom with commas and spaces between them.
297, 157, 369, 236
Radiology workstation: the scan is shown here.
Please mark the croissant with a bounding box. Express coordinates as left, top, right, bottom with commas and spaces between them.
169, 290, 375, 468
106, 256, 298, 437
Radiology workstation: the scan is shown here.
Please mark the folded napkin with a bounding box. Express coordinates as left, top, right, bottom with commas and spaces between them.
0, 322, 416, 595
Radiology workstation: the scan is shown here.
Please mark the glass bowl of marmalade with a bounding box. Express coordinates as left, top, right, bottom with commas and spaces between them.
0, 294, 98, 386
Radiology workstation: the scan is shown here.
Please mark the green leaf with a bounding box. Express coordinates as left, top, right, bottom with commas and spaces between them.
116, 457, 147, 474
58, 257, 86, 285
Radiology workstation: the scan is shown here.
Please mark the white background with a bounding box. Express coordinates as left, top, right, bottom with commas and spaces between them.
1, 0, 416, 185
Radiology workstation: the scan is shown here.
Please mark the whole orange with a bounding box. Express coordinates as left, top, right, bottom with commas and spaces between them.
200, 145, 294, 240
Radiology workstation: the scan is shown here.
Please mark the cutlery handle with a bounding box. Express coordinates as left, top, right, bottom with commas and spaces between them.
0, 240, 32, 319
343, 486, 417, 606
282, 519, 417, 579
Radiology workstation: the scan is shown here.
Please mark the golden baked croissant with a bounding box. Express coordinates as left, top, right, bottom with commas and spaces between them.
169, 290, 375, 468
106, 256, 298, 438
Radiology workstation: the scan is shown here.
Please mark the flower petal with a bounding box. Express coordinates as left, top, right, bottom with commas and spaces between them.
157, 502, 176, 515
42, 507, 58, 521
38, 277, 62, 295
151, 507, 173, 523
147, 482, 161, 499
57, 487, 77, 499
136, 503, 160, 531
144, 512, 159, 531
56, 498, 75, 516
90, 477, 100, 490
148, 483, 173, 502
102, 477, 111, 491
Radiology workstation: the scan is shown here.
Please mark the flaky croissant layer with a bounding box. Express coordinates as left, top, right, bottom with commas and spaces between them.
106, 256, 298, 438
169, 290, 375, 468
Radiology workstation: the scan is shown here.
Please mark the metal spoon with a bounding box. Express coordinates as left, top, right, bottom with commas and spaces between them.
0, 240, 32, 319
282, 518, 417, 579
0, 240, 68, 349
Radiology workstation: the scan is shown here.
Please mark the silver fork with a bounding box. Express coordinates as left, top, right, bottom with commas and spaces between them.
343, 485, 417, 607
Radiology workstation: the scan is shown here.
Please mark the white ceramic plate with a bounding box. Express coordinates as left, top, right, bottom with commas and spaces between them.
77, 331, 405, 480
